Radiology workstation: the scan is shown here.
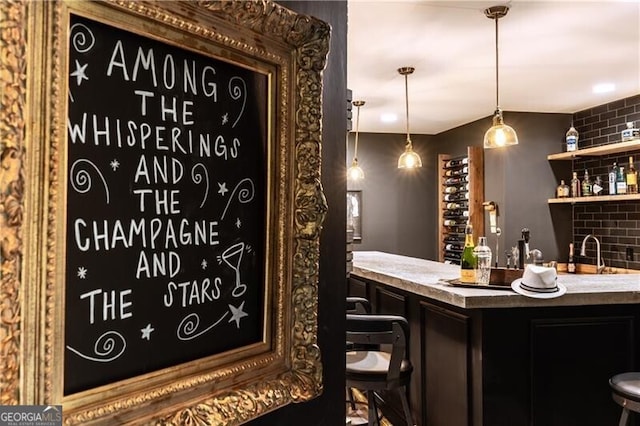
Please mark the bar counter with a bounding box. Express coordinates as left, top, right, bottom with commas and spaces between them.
353, 251, 640, 309
349, 251, 640, 426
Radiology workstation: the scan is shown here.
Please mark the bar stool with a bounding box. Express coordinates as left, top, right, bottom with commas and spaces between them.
610, 372, 640, 426
346, 313, 414, 426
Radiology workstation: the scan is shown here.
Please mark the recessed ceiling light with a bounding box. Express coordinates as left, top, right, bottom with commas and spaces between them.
380, 113, 398, 123
592, 82, 615, 94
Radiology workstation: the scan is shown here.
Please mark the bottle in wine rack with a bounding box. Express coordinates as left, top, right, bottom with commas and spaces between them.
444, 158, 469, 168
445, 243, 463, 251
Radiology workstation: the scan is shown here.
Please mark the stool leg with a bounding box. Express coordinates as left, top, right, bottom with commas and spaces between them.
398, 386, 414, 426
367, 390, 379, 426
346, 387, 356, 411
619, 407, 630, 426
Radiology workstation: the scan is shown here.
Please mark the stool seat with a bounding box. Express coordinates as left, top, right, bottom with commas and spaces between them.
610, 372, 640, 403
610, 372, 640, 426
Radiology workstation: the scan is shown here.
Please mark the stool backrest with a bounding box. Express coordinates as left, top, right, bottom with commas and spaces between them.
346, 297, 371, 314
346, 314, 409, 382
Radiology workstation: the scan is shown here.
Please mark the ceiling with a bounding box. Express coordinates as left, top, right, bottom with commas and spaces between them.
347, 0, 640, 135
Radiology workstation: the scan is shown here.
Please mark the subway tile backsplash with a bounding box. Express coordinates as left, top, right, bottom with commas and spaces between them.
572, 94, 640, 270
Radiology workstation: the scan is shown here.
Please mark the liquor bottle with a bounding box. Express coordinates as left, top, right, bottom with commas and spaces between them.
617, 166, 627, 195
581, 170, 592, 196
570, 172, 581, 198
567, 243, 576, 274
460, 223, 476, 284
444, 186, 458, 194
472, 236, 492, 285
566, 123, 579, 152
627, 156, 638, 194
446, 202, 461, 209
609, 162, 618, 195
593, 176, 603, 196
621, 122, 640, 142
556, 180, 569, 198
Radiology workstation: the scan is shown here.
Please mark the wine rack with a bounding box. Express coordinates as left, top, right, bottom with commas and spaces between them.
438, 147, 484, 264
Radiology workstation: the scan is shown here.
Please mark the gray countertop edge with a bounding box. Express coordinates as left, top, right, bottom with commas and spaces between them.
352, 251, 640, 309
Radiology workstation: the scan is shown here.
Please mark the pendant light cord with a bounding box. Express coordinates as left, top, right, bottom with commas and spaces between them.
404, 73, 411, 143
494, 15, 499, 109
354, 104, 360, 159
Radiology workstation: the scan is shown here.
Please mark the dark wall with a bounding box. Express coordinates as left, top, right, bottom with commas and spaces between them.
435, 112, 571, 264
248, 1, 347, 425
351, 112, 571, 264
347, 133, 436, 259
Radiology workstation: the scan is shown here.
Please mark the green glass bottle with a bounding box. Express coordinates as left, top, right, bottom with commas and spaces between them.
460, 223, 476, 283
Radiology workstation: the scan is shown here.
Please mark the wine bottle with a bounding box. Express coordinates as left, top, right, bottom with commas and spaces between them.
570, 172, 581, 198
621, 122, 639, 142
557, 180, 570, 198
627, 156, 638, 194
460, 223, 476, 283
593, 176, 603, 196
567, 243, 576, 274
617, 166, 627, 195
609, 162, 618, 195
566, 123, 579, 152
581, 169, 592, 196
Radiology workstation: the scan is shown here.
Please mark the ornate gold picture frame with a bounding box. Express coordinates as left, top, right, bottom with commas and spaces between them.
1, 0, 328, 423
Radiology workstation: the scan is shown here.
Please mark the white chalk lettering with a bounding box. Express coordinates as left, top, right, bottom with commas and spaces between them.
136, 250, 181, 279
106, 40, 130, 81
163, 277, 222, 308
80, 288, 133, 324
134, 90, 155, 117
132, 47, 157, 86
74, 218, 219, 251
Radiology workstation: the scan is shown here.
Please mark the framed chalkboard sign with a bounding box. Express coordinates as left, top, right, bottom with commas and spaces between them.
4, 0, 328, 424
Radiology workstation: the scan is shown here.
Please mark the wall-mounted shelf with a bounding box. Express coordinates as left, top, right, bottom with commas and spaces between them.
547, 138, 640, 160
548, 193, 640, 204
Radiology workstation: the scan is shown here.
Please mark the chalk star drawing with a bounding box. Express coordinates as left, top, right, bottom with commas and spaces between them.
110, 159, 120, 171
228, 301, 248, 329
141, 324, 154, 340
236, 218, 242, 228
70, 60, 89, 86
77, 266, 87, 279
218, 182, 228, 196
221, 113, 229, 125
201, 259, 208, 270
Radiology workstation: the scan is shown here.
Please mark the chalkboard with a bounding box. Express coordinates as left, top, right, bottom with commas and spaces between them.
64, 15, 268, 395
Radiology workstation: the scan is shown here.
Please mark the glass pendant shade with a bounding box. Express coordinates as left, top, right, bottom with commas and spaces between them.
483, 108, 518, 148
348, 158, 365, 180
397, 67, 422, 169
398, 140, 423, 168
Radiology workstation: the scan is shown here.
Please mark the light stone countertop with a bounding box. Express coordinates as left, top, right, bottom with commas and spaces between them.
352, 251, 640, 309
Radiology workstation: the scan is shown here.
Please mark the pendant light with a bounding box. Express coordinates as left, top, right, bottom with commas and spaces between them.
483, 5, 518, 149
397, 67, 422, 169
347, 100, 365, 181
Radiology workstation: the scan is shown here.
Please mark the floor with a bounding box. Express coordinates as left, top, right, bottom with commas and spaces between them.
346, 388, 392, 426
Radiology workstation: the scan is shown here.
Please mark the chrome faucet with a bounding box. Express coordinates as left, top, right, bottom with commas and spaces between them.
580, 234, 605, 274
